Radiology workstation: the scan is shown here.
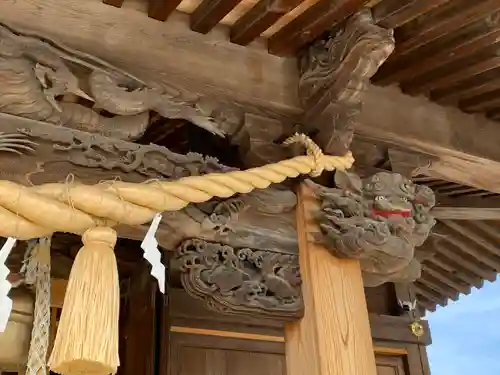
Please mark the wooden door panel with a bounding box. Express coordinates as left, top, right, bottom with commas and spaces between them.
226, 351, 286, 375
169, 332, 286, 375
177, 347, 225, 375
376, 354, 406, 375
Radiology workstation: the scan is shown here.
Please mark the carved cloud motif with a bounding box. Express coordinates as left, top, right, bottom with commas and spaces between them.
176, 238, 303, 319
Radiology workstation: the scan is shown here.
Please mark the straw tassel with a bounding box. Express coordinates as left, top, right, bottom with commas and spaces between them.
48, 227, 120, 375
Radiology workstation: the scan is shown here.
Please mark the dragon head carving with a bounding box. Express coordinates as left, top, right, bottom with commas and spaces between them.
312, 170, 436, 287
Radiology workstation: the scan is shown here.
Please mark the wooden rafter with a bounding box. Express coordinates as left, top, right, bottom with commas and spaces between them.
374, 15, 500, 86
421, 264, 470, 296
103, 0, 125, 7
230, 0, 306, 46
404, 56, 500, 95
372, 0, 452, 29
191, 0, 244, 34
394, 0, 500, 60
148, 0, 184, 21
268, 0, 370, 56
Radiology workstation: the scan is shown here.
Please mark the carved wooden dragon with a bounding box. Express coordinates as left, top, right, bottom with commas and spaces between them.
0, 132, 37, 155
310, 171, 436, 287
0, 22, 226, 140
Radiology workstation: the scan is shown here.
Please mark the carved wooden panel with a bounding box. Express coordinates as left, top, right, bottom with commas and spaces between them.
175, 239, 303, 319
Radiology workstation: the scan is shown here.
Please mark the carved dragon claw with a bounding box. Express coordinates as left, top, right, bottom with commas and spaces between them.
0, 132, 38, 154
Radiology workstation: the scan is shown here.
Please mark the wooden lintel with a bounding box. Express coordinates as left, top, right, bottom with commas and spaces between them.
3, 0, 500, 194
285, 184, 376, 375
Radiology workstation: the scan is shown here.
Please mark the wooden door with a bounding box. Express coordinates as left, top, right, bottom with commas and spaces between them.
376, 355, 406, 375
168, 333, 286, 375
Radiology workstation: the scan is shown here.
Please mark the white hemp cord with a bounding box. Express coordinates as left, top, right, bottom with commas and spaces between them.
24, 237, 52, 375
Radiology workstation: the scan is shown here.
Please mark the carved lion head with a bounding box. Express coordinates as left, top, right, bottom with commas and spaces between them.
334, 170, 436, 246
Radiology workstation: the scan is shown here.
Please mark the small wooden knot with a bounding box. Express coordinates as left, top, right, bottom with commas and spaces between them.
82, 227, 117, 247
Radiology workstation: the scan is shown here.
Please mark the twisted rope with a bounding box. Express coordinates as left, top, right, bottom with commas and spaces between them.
24, 237, 52, 375
0, 133, 354, 240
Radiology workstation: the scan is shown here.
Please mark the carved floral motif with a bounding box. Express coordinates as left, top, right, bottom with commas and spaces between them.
311, 171, 436, 287
176, 238, 303, 318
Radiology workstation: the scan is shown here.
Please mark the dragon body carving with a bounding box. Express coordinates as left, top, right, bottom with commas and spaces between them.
0, 57, 150, 140
311, 171, 436, 287
176, 238, 303, 318
0, 23, 227, 140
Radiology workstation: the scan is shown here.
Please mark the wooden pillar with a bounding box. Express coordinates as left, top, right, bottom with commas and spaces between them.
285, 184, 377, 375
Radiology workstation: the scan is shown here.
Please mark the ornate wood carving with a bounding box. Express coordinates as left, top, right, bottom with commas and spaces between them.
0, 114, 298, 253
309, 171, 436, 287
0, 22, 229, 140
175, 238, 303, 319
298, 9, 394, 155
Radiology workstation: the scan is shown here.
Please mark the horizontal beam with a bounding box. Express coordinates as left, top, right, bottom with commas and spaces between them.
3, 0, 500, 195
431, 195, 500, 220
432, 206, 500, 221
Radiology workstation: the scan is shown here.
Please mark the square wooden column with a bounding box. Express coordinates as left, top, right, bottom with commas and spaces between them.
285, 184, 377, 375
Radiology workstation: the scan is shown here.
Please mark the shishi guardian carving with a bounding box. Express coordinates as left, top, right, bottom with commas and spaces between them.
311, 171, 436, 286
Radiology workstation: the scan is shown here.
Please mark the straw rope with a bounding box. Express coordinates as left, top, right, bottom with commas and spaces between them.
23, 237, 52, 375
0, 133, 354, 240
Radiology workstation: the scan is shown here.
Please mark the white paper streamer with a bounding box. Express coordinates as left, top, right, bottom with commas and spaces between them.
0, 237, 17, 332
141, 213, 165, 294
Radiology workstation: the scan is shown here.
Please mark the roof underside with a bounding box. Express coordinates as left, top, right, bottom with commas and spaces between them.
105, 0, 500, 122
412, 176, 500, 311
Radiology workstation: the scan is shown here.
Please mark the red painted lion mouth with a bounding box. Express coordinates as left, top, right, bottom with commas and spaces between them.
372, 208, 412, 218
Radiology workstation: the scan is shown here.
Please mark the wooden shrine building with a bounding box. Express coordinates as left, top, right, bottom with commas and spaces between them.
1, 1, 500, 375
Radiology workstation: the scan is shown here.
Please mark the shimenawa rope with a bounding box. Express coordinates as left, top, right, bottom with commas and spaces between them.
0, 133, 354, 240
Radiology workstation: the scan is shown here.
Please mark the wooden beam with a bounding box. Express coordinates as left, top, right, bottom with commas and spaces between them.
356, 85, 500, 195
432, 193, 500, 221
5, 0, 500, 194
432, 206, 500, 220
191, 0, 244, 34
285, 184, 376, 375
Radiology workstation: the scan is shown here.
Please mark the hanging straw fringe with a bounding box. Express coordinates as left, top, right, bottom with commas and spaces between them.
24, 237, 52, 375
48, 227, 119, 375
